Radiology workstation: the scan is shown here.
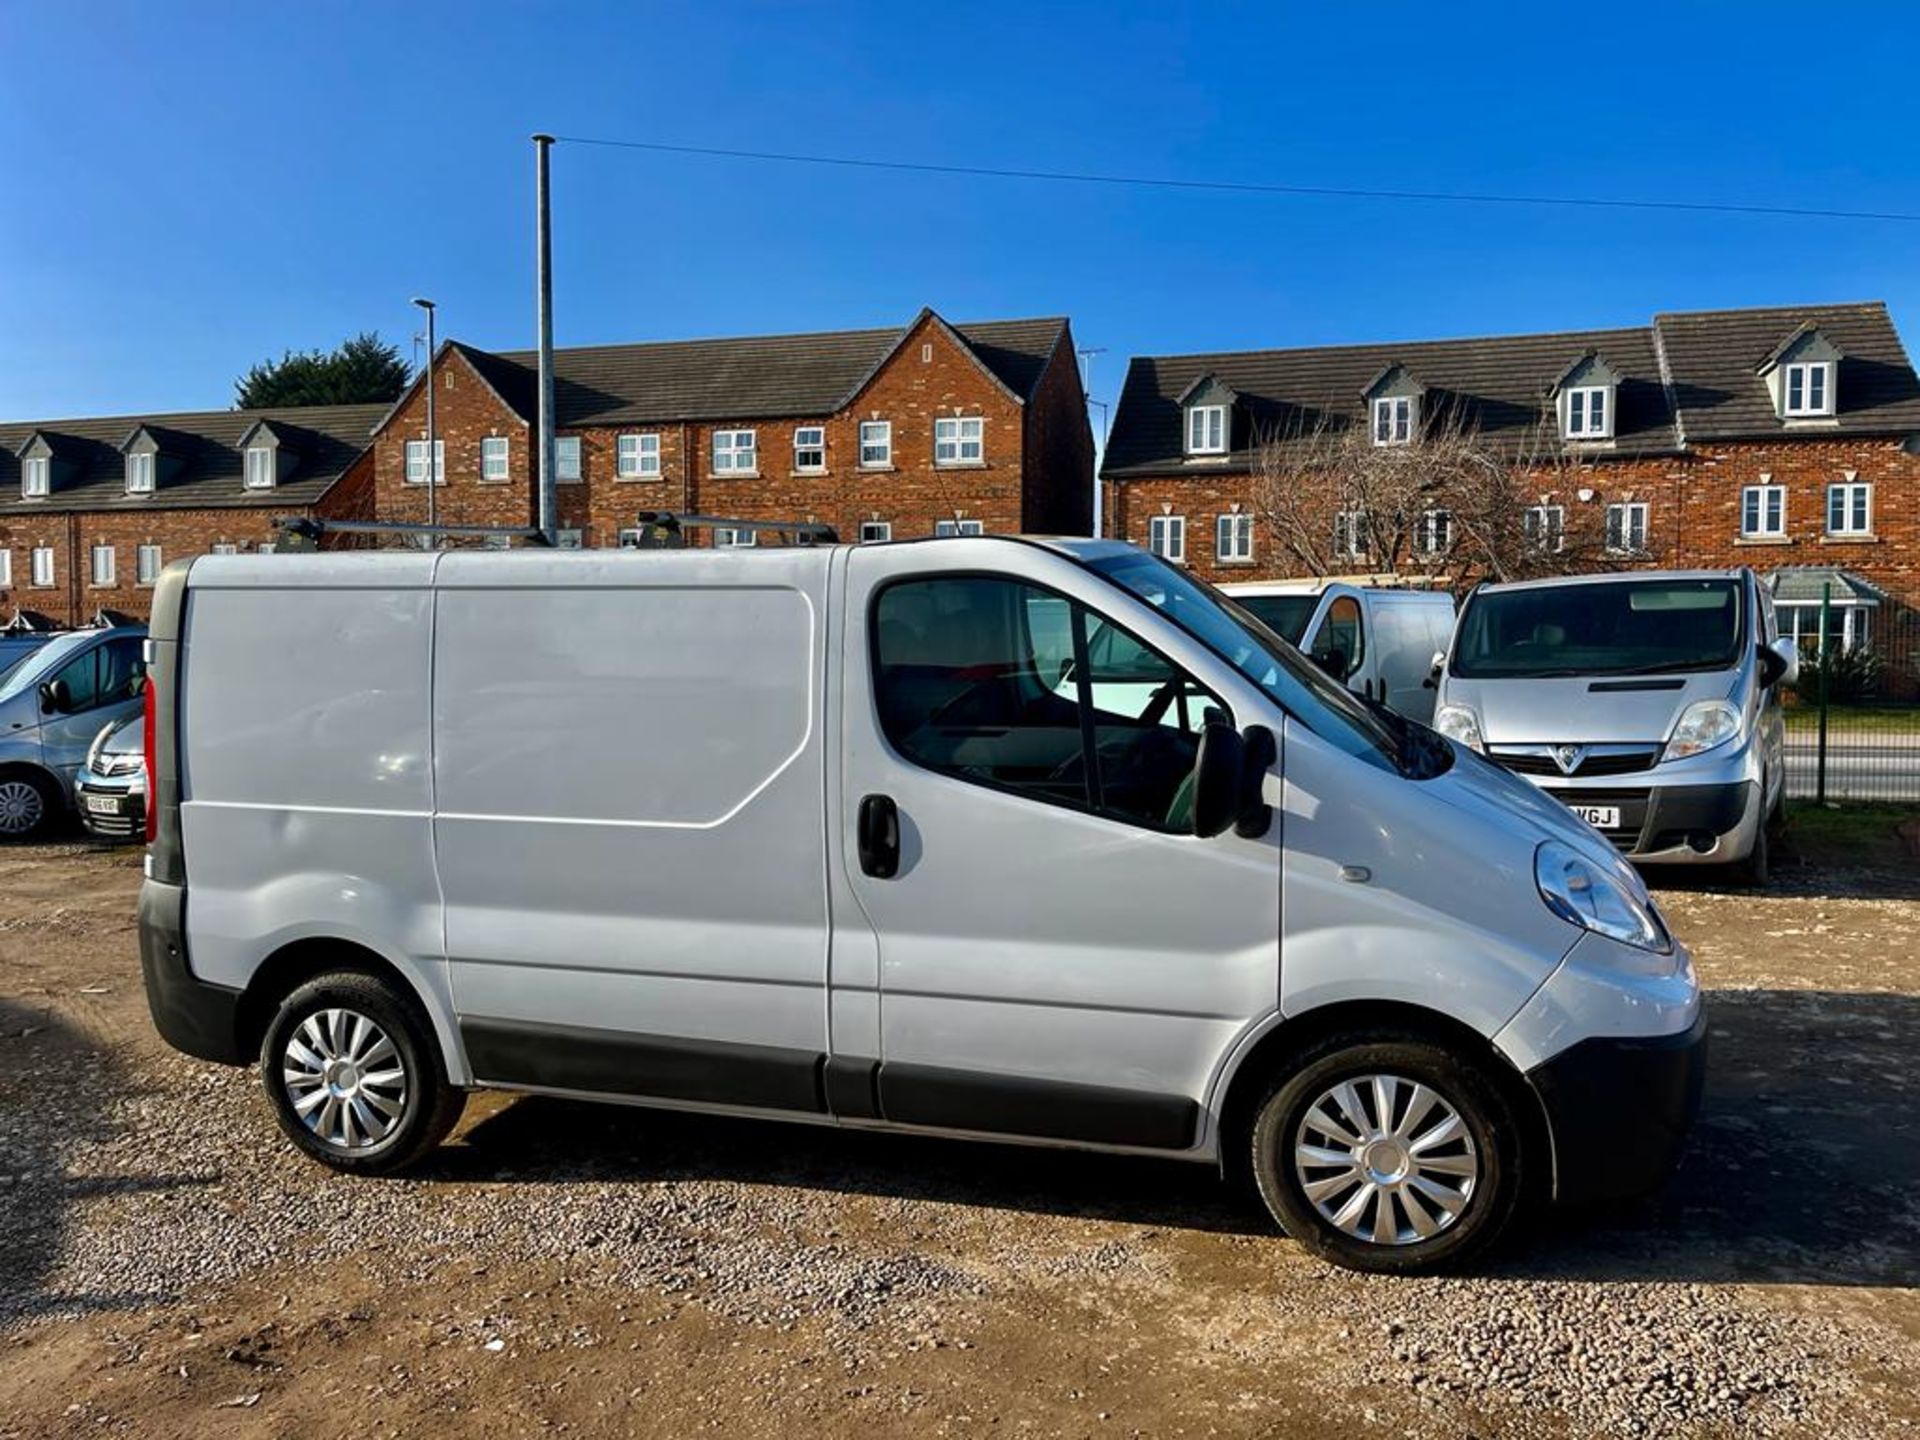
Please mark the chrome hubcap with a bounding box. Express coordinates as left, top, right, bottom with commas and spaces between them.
0, 780, 44, 836
1293, 1073, 1478, 1246
281, 1008, 408, 1150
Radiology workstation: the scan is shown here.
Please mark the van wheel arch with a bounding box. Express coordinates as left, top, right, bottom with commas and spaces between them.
1215, 1000, 1552, 1205
237, 939, 448, 1074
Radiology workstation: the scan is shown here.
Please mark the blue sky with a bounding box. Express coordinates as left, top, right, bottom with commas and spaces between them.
4, 1, 1917, 434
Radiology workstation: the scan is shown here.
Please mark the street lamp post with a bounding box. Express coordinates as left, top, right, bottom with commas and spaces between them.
411, 297, 437, 539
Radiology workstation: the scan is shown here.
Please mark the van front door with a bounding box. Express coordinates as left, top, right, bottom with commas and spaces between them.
835, 547, 1282, 1153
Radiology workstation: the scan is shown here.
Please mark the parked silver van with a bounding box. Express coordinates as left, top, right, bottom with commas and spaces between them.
0, 624, 148, 840
1221, 581, 1455, 724
1434, 569, 1793, 881
140, 541, 1702, 1274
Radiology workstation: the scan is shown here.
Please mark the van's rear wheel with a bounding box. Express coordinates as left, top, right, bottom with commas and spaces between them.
1249, 1030, 1523, 1274
0, 770, 59, 842
260, 971, 464, 1174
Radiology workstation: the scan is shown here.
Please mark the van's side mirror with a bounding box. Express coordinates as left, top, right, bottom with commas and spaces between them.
1759, 637, 1799, 690
39, 679, 71, 714
1423, 649, 1446, 689
1191, 722, 1275, 840
1312, 647, 1348, 681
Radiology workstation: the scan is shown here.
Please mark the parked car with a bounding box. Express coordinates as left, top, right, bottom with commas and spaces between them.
0, 632, 58, 686
1434, 568, 1793, 881
141, 543, 1701, 1275
75, 712, 147, 842
1221, 581, 1456, 724
0, 625, 149, 840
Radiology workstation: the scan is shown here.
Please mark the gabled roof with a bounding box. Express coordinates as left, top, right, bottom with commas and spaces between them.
0, 403, 382, 513
1756, 321, 1841, 373
378, 313, 1070, 434
1359, 362, 1425, 399
1656, 302, 1920, 440
118, 422, 197, 455
1104, 323, 1676, 478
1767, 566, 1887, 605
1546, 350, 1623, 395
1175, 371, 1237, 406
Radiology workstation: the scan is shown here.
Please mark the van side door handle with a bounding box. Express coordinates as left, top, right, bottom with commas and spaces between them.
857, 794, 901, 879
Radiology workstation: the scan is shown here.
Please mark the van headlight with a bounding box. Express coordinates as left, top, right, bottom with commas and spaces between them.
1535, 840, 1670, 953
1433, 705, 1484, 752
1664, 700, 1741, 762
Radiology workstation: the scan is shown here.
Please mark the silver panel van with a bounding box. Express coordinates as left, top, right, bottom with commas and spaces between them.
1434, 569, 1794, 881
140, 541, 1702, 1274
1221, 581, 1455, 725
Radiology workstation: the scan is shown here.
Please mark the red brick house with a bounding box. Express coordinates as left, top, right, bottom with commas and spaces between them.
1102, 302, 1920, 661
367, 307, 1094, 548
0, 404, 381, 627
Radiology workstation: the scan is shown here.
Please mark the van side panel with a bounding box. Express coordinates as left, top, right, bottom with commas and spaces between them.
431, 554, 830, 1108
176, 569, 457, 1073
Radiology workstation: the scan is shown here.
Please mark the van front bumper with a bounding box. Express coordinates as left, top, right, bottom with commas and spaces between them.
139, 878, 246, 1065
1525, 777, 1760, 864
1525, 1009, 1708, 1206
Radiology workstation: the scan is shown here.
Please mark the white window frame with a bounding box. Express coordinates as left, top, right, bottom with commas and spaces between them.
616, 527, 645, 549
859, 520, 892, 544
1147, 514, 1186, 562
933, 519, 986, 538
0, 549, 9, 587
556, 528, 584, 550
1605, 502, 1649, 554
712, 430, 757, 475
1523, 504, 1566, 553
858, 420, 893, 468
31, 546, 55, 587
210, 543, 239, 556
792, 426, 826, 474
1779, 599, 1873, 656
555, 435, 583, 483
1564, 386, 1611, 440
404, 439, 445, 485
933, 416, 984, 466
1333, 509, 1367, 559
1784, 361, 1834, 418
1417, 508, 1453, 555
713, 526, 758, 548
137, 544, 163, 584
1741, 484, 1786, 538
22, 456, 50, 498
243, 446, 275, 490
126, 452, 156, 495
481, 534, 513, 551
1372, 396, 1414, 447
1186, 405, 1227, 456
90, 544, 115, 587
616, 432, 661, 480
1214, 512, 1253, 563
480, 436, 510, 482
1826, 481, 1872, 536
256, 542, 277, 555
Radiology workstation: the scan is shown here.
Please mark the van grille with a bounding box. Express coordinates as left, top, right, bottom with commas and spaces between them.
1490, 746, 1660, 778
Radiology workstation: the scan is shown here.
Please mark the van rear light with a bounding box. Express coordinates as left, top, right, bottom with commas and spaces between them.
143, 674, 158, 845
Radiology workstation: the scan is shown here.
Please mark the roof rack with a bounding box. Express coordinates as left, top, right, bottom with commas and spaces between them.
275, 517, 550, 550
621, 512, 839, 548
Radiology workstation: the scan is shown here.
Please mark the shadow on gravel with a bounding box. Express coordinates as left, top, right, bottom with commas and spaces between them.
0, 1000, 198, 1325
445, 987, 1920, 1288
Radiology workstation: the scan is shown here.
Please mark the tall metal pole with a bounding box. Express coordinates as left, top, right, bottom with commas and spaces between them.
1816, 579, 1832, 805
412, 297, 438, 542
533, 134, 558, 546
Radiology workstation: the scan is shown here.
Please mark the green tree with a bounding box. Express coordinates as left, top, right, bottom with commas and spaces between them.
234, 331, 411, 409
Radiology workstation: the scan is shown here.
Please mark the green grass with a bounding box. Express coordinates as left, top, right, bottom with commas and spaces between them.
1781, 802, 1920, 870
1784, 704, 1920, 735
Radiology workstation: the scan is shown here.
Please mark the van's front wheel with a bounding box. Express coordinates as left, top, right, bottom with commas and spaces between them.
260, 971, 465, 1175
1249, 1031, 1523, 1274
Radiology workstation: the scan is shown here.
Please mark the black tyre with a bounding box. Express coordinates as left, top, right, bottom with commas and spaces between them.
1248, 1029, 1525, 1275
1735, 813, 1770, 887
0, 768, 60, 843
260, 970, 465, 1175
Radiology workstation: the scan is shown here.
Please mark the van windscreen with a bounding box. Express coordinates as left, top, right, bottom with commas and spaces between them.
1232, 594, 1318, 643
1451, 579, 1743, 679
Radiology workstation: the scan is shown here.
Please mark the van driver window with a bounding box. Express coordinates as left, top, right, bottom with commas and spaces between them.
1315, 595, 1364, 679
873, 576, 1227, 832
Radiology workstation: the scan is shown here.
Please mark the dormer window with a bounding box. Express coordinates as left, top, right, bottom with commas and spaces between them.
1186, 404, 1226, 455
1372, 396, 1414, 446
243, 447, 275, 489
1564, 386, 1610, 439
21, 457, 49, 498
126, 452, 155, 494
1784, 361, 1833, 417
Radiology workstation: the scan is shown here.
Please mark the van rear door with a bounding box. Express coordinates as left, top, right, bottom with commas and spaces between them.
433, 551, 833, 1115
834, 543, 1281, 1151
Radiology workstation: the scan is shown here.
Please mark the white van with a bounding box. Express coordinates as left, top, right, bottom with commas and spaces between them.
1221, 581, 1455, 725
139, 539, 1702, 1274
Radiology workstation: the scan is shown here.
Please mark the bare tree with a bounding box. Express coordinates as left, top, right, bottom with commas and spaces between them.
1248, 406, 1623, 594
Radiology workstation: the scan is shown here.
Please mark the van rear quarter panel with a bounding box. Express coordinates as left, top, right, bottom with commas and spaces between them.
431, 551, 830, 1062
177, 556, 458, 1072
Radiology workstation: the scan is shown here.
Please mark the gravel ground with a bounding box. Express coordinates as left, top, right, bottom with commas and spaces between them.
1, 832, 1917, 1438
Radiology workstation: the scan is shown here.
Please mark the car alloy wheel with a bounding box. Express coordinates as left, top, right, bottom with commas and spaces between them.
280, 1007, 410, 1151
0, 778, 46, 838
